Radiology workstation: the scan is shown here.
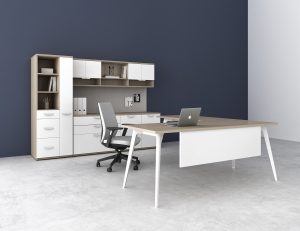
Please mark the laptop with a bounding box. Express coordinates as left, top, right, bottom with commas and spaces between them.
165, 108, 201, 127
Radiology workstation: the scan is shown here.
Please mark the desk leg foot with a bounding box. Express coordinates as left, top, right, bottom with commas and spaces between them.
123, 131, 137, 189
232, 160, 236, 169
262, 127, 278, 181
154, 134, 163, 208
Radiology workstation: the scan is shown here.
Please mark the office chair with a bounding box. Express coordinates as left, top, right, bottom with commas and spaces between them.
96, 102, 141, 172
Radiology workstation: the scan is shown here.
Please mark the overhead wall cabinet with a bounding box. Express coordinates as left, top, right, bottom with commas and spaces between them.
73, 60, 102, 79
31, 54, 157, 160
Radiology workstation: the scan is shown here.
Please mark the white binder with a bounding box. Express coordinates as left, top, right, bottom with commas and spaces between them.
82, 97, 87, 115
73, 98, 78, 115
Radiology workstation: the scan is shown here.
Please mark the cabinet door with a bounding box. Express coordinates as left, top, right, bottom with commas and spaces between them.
86, 61, 102, 79
59, 57, 73, 156
128, 64, 141, 80
73, 60, 86, 78
141, 64, 154, 81
74, 133, 110, 154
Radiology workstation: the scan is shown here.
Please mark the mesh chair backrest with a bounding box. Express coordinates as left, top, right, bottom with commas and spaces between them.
98, 102, 118, 143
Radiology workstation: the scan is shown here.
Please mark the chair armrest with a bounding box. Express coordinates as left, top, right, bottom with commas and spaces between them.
106, 127, 123, 132
120, 123, 134, 136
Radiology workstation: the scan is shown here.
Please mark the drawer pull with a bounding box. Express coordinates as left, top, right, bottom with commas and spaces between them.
44, 113, 54, 117
94, 117, 100, 120
62, 113, 72, 116
148, 115, 154, 117
44, 127, 55, 131
93, 133, 101, 138
127, 115, 135, 118
44, 146, 54, 150
94, 125, 101, 129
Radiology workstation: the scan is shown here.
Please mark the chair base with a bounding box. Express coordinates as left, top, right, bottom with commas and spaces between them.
96, 151, 140, 172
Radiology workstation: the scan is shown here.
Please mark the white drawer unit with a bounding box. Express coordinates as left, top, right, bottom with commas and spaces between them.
37, 119, 59, 139
37, 110, 59, 119
74, 116, 101, 126
120, 114, 142, 125
74, 124, 102, 135
36, 138, 60, 158
74, 133, 110, 154
141, 114, 160, 148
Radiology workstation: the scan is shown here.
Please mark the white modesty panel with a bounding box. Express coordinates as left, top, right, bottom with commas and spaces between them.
179, 127, 261, 167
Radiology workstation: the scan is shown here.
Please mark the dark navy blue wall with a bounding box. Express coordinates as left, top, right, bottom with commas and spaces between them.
0, 0, 247, 157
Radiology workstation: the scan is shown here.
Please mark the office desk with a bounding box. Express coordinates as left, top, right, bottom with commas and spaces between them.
122, 116, 278, 208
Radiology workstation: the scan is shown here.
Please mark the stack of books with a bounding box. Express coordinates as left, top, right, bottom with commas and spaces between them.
48, 77, 57, 92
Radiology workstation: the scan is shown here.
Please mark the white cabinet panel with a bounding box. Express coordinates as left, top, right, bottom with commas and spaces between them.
74, 116, 101, 126
37, 119, 59, 138
141, 114, 160, 148
86, 61, 101, 79
73, 60, 86, 78
128, 63, 141, 80
74, 124, 102, 135
141, 64, 154, 81
37, 138, 59, 158
37, 110, 59, 119
74, 133, 110, 154
59, 57, 73, 156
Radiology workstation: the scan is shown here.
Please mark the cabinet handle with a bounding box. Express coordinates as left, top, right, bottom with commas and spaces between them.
62, 113, 72, 116
127, 115, 135, 118
44, 146, 54, 150
94, 117, 100, 120
148, 115, 154, 117
44, 127, 55, 131
94, 125, 101, 129
93, 133, 101, 138
44, 113, 54, 116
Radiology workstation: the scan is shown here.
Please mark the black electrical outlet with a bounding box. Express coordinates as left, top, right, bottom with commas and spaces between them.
134, 94, 141, 102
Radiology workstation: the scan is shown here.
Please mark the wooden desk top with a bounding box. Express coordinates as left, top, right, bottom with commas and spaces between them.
122, 116, 277, 134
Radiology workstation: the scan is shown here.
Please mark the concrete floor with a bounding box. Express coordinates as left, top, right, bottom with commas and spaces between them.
1, 139, 300, 231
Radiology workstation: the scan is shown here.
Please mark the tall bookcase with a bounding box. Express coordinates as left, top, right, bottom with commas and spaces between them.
31, 54, 73, 159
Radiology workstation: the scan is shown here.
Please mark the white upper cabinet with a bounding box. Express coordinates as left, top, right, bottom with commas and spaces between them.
141, 64, 154, 81
128, 63, 142, 80
85, 60, 101, 79
73, 60, 101, 79
73, 60, 86, 78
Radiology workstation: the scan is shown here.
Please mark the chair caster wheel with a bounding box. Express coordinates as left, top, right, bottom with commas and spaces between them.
133, 165, 138, 171
136, 160, 140, 165
96, 162, 101, 167
107, 167, 112, 172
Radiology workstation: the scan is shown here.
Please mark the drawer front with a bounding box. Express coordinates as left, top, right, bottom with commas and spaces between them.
74, 134, 110, 154
116, 116, 122, 124
37, 138, 59, 158
120, 115, 142, 125
37, 119, 59, 138
37, 110, 59, 119
74, 116, 101, 126
141, 114, 160, 124
74, 124, 102, 135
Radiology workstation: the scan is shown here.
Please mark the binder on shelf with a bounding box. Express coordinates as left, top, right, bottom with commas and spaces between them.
77, 98, 83, 115
73, 98, 78, 115
82, 98, 87, 115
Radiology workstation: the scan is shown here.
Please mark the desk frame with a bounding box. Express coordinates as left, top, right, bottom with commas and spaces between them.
122, 117, 278, 208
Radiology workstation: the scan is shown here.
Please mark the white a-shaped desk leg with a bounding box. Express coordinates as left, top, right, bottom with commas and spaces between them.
154, 133, 164, 208
262, 127, 278, 181
123, 131, 137, 189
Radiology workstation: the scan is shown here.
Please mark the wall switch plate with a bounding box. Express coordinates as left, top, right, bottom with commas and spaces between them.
134, 94, 141, 102
125, 96, 134, 107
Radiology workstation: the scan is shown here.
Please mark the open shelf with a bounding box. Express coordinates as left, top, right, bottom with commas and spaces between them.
38, 73, 59, 76
38, 93, 59, 110
129, 80, 154, 88
102, 61, 128, 79
38, 91, 59, 93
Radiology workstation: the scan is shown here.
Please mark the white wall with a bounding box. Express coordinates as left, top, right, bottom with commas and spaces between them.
248, 0, 300, 141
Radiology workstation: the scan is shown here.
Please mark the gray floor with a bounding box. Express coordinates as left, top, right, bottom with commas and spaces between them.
1, 139, 300, 231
